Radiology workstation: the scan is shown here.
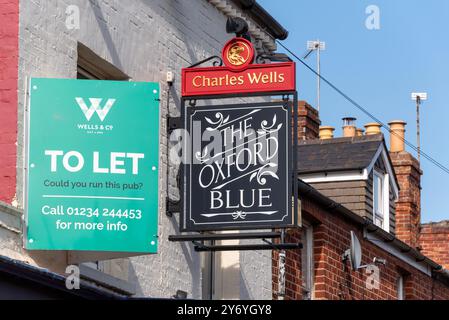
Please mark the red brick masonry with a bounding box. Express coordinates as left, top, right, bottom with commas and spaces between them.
390, 152, 422, 249
420, 221, 449, 271
0, 0, 19, 204
273, 196, 449, 300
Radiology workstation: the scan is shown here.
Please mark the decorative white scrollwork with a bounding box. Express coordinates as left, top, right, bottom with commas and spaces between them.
232, 211, 247, 220
195, 146, 210, 163
259, 114, 283, 134
205, 112, 230, 131
249, 163, 279, 186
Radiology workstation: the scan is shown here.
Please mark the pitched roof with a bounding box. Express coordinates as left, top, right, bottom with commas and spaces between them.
297, 135, 384, 174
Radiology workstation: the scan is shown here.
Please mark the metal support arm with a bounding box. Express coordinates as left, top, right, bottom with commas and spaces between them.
193, 242, 302, 252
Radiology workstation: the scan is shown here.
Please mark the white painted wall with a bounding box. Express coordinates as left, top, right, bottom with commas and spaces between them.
1, 0, 275, 299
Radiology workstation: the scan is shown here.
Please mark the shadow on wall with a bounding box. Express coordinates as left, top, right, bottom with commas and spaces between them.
239, 267, 253, 299
141, 0, 201, 67
169, 213, 202, 298
88, 0, 124, 69
127, 213, 201, 299
128, 261, 145, 296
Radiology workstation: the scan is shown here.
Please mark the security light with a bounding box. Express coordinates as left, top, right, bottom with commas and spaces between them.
226, 17, 251, 41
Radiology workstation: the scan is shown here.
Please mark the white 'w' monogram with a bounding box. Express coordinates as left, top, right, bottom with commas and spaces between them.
75, 97, 116, 122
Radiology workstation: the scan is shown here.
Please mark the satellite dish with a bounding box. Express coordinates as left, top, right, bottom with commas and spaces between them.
343, 231, 362, 271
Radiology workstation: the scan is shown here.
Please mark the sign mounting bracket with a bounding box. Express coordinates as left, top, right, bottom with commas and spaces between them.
169, 231, 301, 252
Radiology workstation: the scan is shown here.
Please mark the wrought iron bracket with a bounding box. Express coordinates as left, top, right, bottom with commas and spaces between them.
188, 55, 223, 68
193, 242, 302, 252
166, 199, 181, 217
168, 231, 302, 252
256, 53, 293, 64
167, 116, 182, 133
169, 231, 282, 242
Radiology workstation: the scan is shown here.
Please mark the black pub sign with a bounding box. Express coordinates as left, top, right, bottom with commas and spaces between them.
182, 102, 293, 231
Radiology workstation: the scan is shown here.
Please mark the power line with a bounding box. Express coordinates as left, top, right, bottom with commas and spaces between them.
276, 40, 449, 176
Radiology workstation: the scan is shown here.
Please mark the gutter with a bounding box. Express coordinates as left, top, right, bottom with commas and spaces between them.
231, 0, 289, 40
298, 179, 449, 281
0, 255, 125, 299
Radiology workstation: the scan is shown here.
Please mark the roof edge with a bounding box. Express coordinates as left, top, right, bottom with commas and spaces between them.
0, 254, 126, 299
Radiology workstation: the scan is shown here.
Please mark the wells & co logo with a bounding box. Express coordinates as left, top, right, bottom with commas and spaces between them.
75, 97, 116, 122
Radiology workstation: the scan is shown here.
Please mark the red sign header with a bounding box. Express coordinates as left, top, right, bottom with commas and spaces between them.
182, 37, 296, 97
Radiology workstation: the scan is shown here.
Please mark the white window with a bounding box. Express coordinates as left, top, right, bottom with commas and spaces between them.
373, 171, 390, 232
301, 223, 314, 300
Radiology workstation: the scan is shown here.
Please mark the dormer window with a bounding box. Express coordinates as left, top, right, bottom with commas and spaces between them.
373, 170, 390, 231
298, 135, 398, 234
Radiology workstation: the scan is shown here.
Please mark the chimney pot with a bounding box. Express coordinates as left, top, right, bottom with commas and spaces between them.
356, 128, 364, 136
389, 120, 407, 153
364, 122, 382, 135
342, 117, 357, 138
319, 126, 335, 140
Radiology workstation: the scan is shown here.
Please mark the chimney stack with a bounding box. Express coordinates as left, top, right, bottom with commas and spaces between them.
364, 123, 382, 135
389, 120, 406, 152
389, 121, 422, 248
356, 128, 364, 136
296, 101, 321, 140
419, 222, 449, 270
342, 117, 357, 138
319, 126, 335, 140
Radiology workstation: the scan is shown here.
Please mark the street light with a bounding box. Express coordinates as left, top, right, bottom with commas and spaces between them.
304, 40, 326, 112
411, 92, 428, 163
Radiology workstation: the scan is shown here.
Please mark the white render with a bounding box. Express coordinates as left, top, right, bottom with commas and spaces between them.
0, 0, 279, 299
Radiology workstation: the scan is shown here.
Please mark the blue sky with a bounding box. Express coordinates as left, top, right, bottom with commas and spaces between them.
259, 0, 449, 223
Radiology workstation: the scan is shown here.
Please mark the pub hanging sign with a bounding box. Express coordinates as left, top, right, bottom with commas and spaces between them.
180, 37, 296, 231
182, 102, 292, 231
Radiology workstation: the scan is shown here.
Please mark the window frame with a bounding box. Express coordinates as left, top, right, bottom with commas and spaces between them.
373, 170, 390, 232
301, 222, 314, 300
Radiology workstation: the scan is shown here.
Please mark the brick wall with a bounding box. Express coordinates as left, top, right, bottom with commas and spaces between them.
390, 152, 422, 248
0, 0, 19, 204
297, 101, 320, 141
8, 0, 276, 300
420, 221, 449, 270
272, 101, 320, 299
273, 196, 449, 300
